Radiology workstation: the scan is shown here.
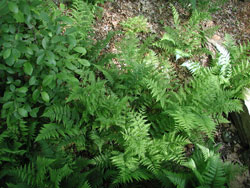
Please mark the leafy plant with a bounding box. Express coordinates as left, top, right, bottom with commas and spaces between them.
0, 0, 247, 187
154, 5, 214, 61
180, 144, 243, 188
121, 16, 149, 34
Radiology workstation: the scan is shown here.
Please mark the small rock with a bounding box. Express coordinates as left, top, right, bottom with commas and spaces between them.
212, 34, 222, 43
205, 20, 214, 27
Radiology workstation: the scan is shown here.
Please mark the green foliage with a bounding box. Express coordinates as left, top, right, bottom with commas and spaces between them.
0, 0, 247, 187
181, 144, 243, 188
154, 6, 213, 61
121, 16, 149, 34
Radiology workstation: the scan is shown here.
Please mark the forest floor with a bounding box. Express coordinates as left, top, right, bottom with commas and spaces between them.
92, 0, 250, 187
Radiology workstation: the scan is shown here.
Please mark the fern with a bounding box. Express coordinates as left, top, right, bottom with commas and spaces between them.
202, 156, 227, 188
164, 170, 188, 188
155, 6, 212, 60
49, 164, 73, 188
224, 34, 250, 64
35, 123, 61, 142
42, 104, 81, 127
182, 145, 243, 188
111, 152, 151, 184
71, 0, 94, 40
170, 4, 180, 29
121, 16, 149, 34
122, 112, 151, 158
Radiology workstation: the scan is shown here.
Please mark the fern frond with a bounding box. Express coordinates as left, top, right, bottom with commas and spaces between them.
80, 181, 92, 188
71, 0, 94, 39
163, 170, 188, 188
111, 153, 150, 184
196, 144, 213, 161
0, 130, 9, 144
35, 123, 61, 142
231, 61, 250, 78
194, 114, 216, 140
147, 78, 168, 108
170, 108, 196, 136
50, 164, 73, 188
42, 105, 80, 127
202, 156, 227, 188
181, 60, 202, 75
213, 40, 231, 78
140, 155, 161, 175
170, 4, 180, 29
122, 111, 151, 157
92, 153, 112, 169
15, 163, 35, 186
150, 132, 188, 164
224, 34, 250, 63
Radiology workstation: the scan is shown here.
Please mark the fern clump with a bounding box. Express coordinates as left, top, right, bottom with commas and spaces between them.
154, 5, 214, 62
121, 16, 149, 34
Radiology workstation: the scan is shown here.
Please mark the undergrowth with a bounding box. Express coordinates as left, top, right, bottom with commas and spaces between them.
0, 0, 249, 187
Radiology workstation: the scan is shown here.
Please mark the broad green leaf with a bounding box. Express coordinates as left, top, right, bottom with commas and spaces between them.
42, 38, 47, 49
57, 72, 67, 80
5, 56, 15, 66
32, 89, 40, 101
18, 108, 28, 117
67, 35, 76, 48
0, 0, 7, 11
3, 49, 11, 59
37, 53, 44, 64
29, 76, 37, 85
51, 36, 62, 44
23, 3, 31, 15
74, 47, 87, 55
3, 101, 13, 109
14, 12, 25, 23
67, 76, 79, 84
0, 64, 6, 70
11, 49, 21, 60
47, 51, 56, 66
9, 25, 16, 33
65, 62, 76, 70
30, 107, 39, 118
79, 59, 90, 67
42, 75, 54, 86
9, 85, 15, 92
6, 67, 15, 74
23, 62, 33, 75
41, 91, 50, 103
14, 79, 21, 86
8, 2, 18, 13
26, 48, 33, 55
17, 87, 28, 93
